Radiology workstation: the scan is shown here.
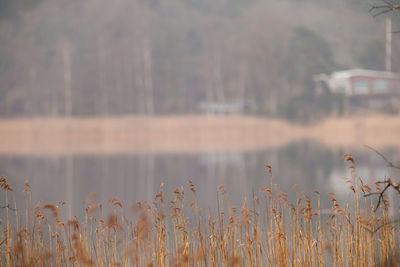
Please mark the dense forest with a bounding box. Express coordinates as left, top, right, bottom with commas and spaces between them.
0, 0, 399, 121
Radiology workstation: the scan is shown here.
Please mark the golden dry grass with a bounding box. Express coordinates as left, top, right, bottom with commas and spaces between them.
309, 115, 400, 149
1, 159, 400, 266
0, 115, 400, 156
0, 116, 298, 155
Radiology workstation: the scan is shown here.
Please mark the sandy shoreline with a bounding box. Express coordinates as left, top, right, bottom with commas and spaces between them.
0, 115, 399, 155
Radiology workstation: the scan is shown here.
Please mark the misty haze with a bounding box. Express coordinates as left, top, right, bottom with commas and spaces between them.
1, 0, 400, 266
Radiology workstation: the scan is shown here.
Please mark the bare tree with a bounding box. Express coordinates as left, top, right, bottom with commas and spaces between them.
363, 145, 400, 211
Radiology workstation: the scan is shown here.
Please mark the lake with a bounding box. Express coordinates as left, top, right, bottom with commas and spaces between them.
2, 139, 399, 219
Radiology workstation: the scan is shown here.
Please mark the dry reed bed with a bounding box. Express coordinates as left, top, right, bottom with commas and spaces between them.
1, 115, 400, 155
0, 116, 298, 155
0, 160, 399, 266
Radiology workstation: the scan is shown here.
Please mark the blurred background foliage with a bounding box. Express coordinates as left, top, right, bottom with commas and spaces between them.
0, 0, 398, 121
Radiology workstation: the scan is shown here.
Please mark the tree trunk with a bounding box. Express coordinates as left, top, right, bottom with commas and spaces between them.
62, 42, 72, 117
97, 33, 108, 116
213, 51, 225, 104
143, 37, 154, 115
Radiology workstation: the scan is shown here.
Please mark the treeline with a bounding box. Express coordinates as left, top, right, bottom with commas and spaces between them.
0, 0, 399, 121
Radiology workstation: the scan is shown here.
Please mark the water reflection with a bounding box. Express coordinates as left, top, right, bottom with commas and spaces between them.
1, 141, 399, 218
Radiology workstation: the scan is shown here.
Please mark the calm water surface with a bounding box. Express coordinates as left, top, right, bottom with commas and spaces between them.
1, 141, 399, 218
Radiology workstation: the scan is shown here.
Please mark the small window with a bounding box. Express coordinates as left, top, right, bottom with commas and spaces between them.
374, 79, 388, 93
353, 80, 369, 94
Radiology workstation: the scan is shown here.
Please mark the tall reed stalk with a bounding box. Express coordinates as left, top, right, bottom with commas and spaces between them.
0, 159, 399, 266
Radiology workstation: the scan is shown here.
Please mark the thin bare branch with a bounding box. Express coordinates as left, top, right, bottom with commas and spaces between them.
0, 204, 17, 211
364, 178, 400, 211
363, 219, 400, 233
364, 145, 400, 170
369, 0, 400, 17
